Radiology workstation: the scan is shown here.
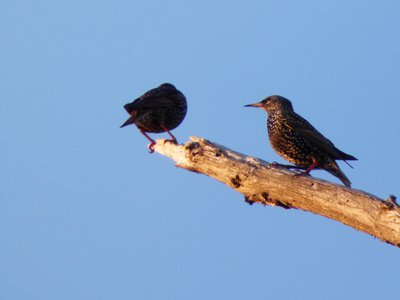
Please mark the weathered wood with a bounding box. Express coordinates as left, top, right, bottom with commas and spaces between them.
154, 136, 400, 247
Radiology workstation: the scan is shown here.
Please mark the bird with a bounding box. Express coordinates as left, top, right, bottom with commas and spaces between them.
120, 83, 187, 153
245, 95, 357, 187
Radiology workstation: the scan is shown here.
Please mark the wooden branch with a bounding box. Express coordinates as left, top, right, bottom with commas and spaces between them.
154, 136, 400, 247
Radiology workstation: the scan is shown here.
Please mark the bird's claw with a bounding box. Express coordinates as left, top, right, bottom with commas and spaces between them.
163, 138, 178, 145
293, 171, 311, 178
269, 162, 281, 169
147, 142, 156, 154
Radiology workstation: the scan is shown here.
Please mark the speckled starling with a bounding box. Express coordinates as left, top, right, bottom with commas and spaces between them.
121, 83, 187, 153
245, 95, 357, 187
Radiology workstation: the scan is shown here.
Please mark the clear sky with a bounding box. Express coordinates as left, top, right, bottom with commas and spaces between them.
1, 0, 400, 299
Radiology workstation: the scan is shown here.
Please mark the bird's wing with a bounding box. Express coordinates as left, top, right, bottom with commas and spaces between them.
284, 116, 344, 159
124, 88, 180, 113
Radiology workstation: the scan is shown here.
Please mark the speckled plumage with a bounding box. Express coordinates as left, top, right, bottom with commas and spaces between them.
121, 83, 187, 153
245, 95, 357, 187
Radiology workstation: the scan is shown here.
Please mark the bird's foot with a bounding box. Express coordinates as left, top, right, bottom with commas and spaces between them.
161, 125, 178, 145
163, 137, 178, 145
293, 170, 311, 178
147, 141, 156, 154
140, 130, 156, 153
293, 161, 319, 177
269, 162, 284, 169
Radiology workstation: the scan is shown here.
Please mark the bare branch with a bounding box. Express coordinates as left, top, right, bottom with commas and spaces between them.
154, 136, 400, 247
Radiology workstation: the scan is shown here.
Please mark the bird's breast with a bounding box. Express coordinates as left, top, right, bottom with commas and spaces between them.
267, 118, 315, 166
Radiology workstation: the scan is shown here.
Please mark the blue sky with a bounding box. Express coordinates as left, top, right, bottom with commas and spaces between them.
1, 0, 400, 299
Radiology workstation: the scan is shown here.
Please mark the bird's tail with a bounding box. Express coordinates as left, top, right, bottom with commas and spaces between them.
335, 149, 357, 169
336, 149, 357, 161
120, 110, 138, 128
120, 115, 136, 128
325, 161, 352, 187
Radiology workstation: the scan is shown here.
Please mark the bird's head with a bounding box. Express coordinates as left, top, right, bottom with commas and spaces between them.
159, 83, 177, 90
245, 95, 294, 114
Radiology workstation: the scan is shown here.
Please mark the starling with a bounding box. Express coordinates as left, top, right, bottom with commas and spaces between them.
121, 83, 187, 153
245, 95, 357, 187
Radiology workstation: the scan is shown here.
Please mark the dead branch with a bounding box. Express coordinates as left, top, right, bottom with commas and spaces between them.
154, 136, 400, 247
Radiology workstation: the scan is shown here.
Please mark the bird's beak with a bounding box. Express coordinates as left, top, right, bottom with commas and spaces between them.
244, 102, 262, 108
120, 116, 135, 128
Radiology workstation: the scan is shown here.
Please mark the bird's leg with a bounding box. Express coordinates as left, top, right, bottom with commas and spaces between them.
303, 160, 319, 174
139, 130, 156, 153
294, 160, 319, 177
160, 125, 178, 145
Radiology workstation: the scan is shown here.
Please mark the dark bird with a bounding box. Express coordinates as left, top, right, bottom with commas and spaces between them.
245, 95, 357, 187
121, 83, 187, 153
